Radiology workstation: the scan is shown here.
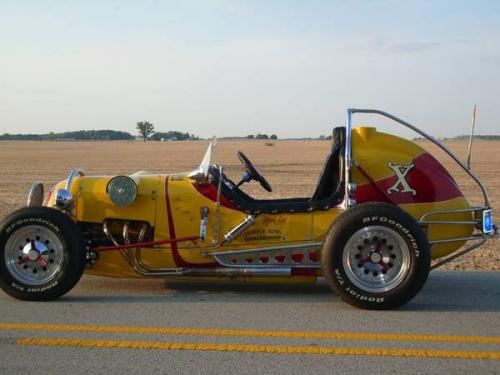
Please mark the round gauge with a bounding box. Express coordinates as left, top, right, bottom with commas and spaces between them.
106, 176, 138, 207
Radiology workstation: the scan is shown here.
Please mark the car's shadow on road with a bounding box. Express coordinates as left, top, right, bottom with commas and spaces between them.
405, 271, 500, 312
60, 271, 500, 313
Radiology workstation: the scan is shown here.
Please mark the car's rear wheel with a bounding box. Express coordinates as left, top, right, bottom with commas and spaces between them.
0, 207, 85, 301
322, 202, 430, 310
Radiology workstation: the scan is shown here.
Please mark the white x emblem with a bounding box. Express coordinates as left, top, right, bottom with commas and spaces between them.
387, 162, 416, 195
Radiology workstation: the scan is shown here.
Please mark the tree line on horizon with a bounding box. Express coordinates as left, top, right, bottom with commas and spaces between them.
0, 129, 134, 141
135, 121, 281, 141
3, 126, 498, 141
245, 133, 278, 140
135, 121, 199, 141
413, 134, 500, 141
0, 122, 201, 141
5, 120, 495, 141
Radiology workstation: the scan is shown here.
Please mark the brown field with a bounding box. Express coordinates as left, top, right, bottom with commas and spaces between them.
0, 139, 498, 270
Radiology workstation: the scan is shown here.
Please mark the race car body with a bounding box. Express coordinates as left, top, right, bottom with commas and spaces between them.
0, 109, 495, 309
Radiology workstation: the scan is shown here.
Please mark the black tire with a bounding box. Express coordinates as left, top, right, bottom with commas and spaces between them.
322, 202, 430, 310
0, 207, 85, 301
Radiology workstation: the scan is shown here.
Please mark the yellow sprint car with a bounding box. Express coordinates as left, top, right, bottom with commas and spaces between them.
0, 109, 496, 309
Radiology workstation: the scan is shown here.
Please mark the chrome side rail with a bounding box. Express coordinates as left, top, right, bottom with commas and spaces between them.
418, 205, 496, 243
429, 235, 488, 245
419, 221, 479, 225
419, 206, 483, 235
420, 206, 486, 220
419, 206, 497, 269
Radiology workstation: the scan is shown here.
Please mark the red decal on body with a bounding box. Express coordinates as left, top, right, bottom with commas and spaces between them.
356, 164, 395, 204
192, 182, 238, 210
356, 153, 463, 204
165, 177, 218, 268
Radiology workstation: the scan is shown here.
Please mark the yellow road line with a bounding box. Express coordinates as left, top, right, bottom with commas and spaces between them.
2, 323, 500, 344
16, 337, 500, 360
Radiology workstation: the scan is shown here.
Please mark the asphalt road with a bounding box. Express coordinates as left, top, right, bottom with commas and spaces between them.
0, 271, 499, 374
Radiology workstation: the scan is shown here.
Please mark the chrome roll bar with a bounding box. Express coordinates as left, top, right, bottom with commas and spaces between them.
344, 109, 496, 270
344, 109, 490, 208
344, 109, 354, 207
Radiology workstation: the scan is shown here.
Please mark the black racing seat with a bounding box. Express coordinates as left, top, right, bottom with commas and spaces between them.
208, 127, 345, 214
310, 126, 345, 202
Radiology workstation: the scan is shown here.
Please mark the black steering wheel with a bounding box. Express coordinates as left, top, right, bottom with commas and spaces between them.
236, 151, 273, 192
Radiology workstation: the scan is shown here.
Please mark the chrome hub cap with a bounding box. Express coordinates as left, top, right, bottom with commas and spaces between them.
4, 225, 64, 285
369, 252, 382, 263
343, 225, 411, 293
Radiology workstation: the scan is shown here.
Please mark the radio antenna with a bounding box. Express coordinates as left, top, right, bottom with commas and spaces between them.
466, 104, 477, 170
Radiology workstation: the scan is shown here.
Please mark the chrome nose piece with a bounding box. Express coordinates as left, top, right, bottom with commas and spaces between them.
55, 188, 74, 211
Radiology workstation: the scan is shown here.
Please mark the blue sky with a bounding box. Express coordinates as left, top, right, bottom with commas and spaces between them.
0, 1, 499, 138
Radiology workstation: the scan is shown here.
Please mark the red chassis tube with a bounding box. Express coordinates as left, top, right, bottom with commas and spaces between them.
93, 236, 199, 252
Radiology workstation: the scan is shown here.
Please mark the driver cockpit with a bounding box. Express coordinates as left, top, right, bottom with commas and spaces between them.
192, 127, 345, 214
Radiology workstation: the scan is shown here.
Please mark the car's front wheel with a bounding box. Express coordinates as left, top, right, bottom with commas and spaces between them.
322, 202, 431, 310
0, 207, 85, 301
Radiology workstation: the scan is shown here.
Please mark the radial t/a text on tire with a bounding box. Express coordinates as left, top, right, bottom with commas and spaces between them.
322, 202, 431, 310
0, 207, 85, 301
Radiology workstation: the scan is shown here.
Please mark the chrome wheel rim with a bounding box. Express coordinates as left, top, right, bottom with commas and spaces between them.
4, 225, 64, 285
343, 225, 411, 293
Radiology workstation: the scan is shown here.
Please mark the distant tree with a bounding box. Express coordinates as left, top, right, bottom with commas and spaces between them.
270, 134, 278, 140
151, 131, 198, 141
246, 134, 254, 139
136, 121, 155, 141
255, 133, 269, 140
